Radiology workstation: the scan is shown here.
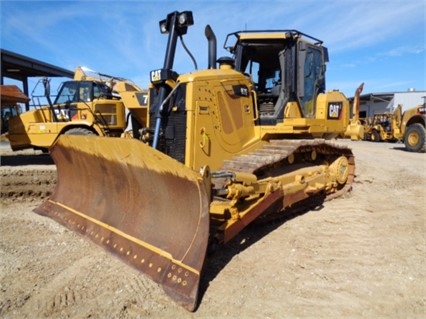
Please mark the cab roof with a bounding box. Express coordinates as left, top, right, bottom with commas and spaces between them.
224, 30, 323, 53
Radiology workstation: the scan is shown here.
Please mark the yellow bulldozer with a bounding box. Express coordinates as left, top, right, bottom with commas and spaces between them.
6, 67, 149, 152
364, 102, 426, 152
35, 11, 364, 311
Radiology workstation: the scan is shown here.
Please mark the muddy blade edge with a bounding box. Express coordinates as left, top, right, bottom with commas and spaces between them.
34, 135, 210, 311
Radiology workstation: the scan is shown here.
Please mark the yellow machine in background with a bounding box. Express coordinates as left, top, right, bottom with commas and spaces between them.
36, 11, 364, 311
1, 85, 30, 134
364, 102, 425, 152
6, 67, 149, 152
364, 106, 401, 142
399, 102, 426, 152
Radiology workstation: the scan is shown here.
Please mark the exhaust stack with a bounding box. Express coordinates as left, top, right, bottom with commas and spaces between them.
205, 25, 217, 69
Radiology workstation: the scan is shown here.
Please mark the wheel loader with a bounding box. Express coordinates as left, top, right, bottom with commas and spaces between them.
35, 11, 364, 311
6, 67, 149, 152
364, 106, 401, 142
398, 101, 426, 152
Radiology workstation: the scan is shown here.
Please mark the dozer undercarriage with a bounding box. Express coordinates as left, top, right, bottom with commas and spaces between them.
35, 11, 360, 311
209, 139, 354, 244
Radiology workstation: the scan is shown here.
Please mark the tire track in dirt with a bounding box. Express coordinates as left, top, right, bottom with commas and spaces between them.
1, 167, 56, 203
37, 255, 102, 317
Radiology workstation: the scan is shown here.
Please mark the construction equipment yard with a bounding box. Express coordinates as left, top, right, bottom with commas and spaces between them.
0, 138, 425, 318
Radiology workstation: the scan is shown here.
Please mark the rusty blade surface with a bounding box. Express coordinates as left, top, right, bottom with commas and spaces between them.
34, 135, 210, 311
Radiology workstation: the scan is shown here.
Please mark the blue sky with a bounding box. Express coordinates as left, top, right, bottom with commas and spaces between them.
1, 0, 425, 98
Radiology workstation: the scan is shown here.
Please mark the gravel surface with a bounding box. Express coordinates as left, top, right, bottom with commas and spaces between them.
1, 139, 425, 318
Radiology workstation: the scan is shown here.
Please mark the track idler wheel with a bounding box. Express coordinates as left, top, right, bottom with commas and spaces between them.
329, 156, 350, 186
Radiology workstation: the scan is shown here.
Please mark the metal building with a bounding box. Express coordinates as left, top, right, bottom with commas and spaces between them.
1, 49, 74, 110
351, 90, 426, 118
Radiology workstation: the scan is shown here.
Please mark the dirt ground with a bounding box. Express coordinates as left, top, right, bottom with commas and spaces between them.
0, 139, 425, 318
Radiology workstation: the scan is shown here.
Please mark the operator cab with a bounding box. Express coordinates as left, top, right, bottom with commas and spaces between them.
224, 30, 328, 124
54, 80, 114, 105
1, 105, 20, 134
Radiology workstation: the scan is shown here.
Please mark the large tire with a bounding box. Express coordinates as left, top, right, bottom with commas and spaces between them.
64, 127, 95, 136
404, 123, 426, 153
371, 130, 380, 142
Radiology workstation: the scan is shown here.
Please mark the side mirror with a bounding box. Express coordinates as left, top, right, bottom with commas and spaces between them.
42, 77, 51, 98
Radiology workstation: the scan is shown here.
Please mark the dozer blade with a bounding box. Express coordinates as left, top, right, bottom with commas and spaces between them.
34, 135, 210, 311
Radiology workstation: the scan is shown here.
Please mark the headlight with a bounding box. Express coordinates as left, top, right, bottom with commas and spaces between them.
158, 11, 193, 35
159, 19, 168, 34
178, 11, 193, 27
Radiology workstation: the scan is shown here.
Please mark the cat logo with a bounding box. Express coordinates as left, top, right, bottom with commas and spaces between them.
232, 85, 249, 97
150, 69, 162, 82
328, 102, 343, 119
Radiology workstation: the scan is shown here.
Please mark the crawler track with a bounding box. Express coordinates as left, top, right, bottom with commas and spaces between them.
219, 139, 355, 200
